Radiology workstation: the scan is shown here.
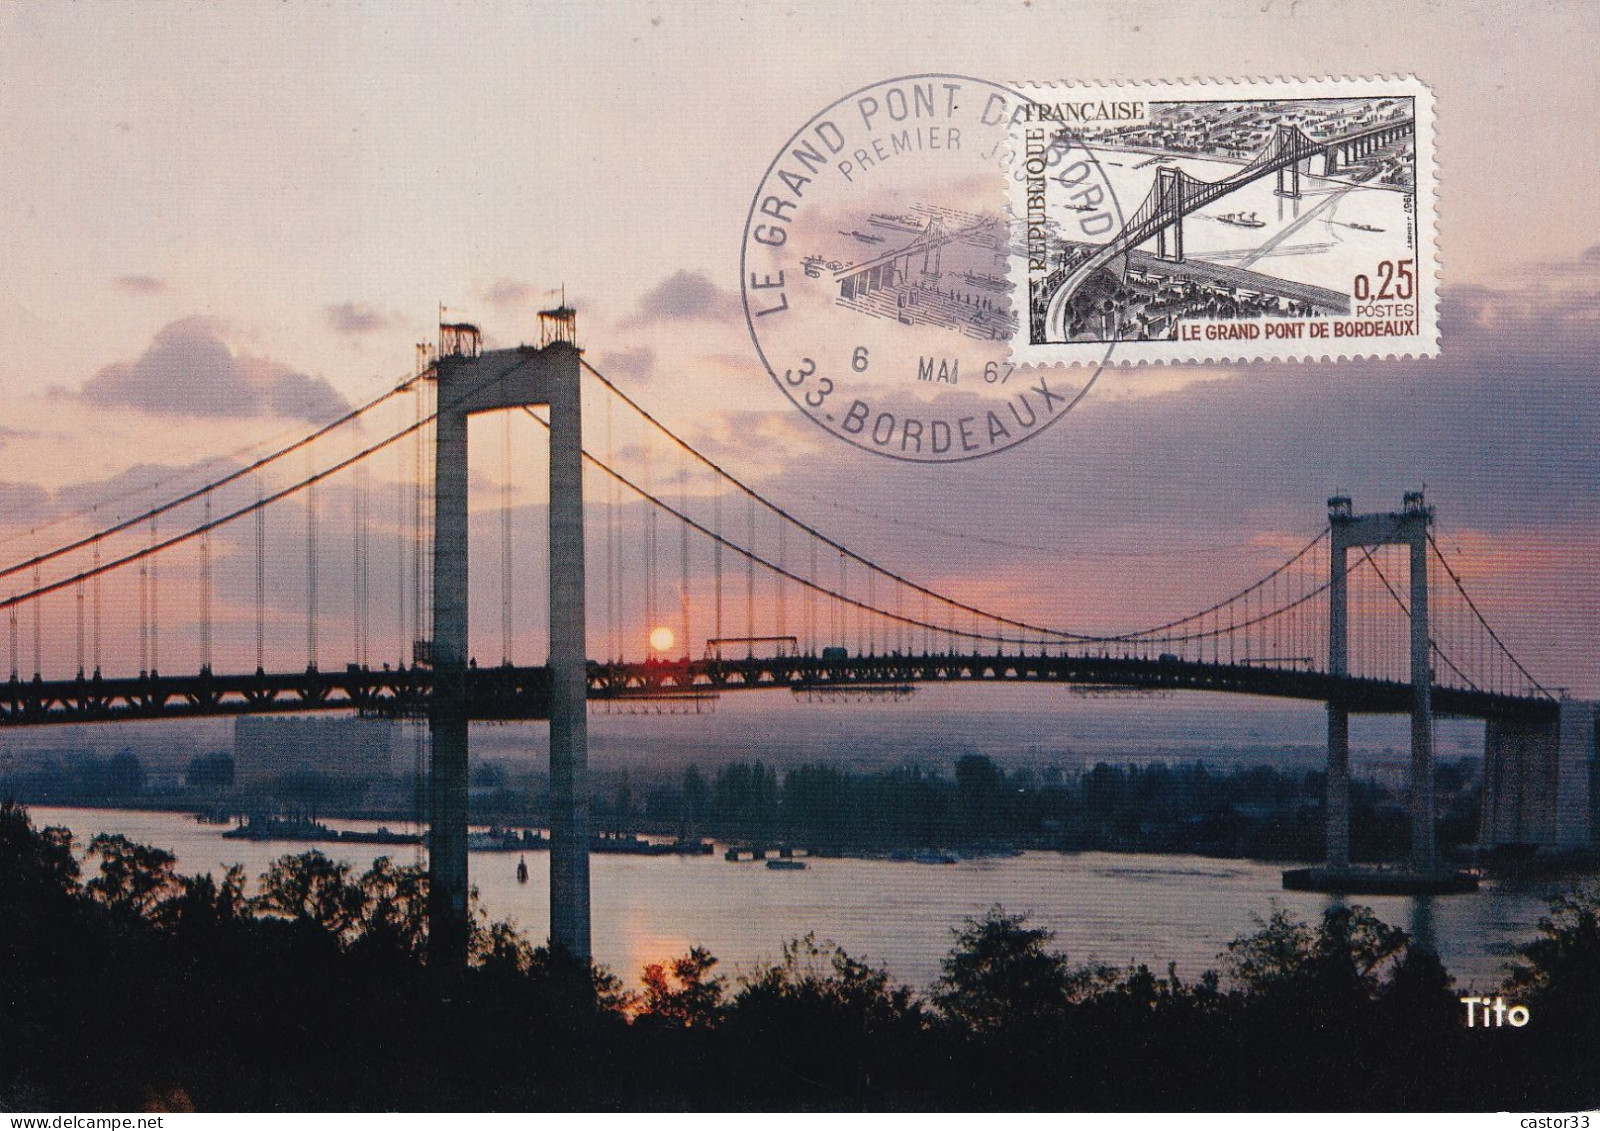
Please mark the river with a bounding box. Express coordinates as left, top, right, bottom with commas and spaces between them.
28, 805, 1565, 993
1080, 146, 1413, 292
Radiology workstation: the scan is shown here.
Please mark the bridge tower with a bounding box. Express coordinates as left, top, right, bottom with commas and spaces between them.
1154, 166, 1185, 263
1275, 159, 1302, 199
1273, 124, 1305, 199
1324, 491, 1436, 875
428, 306, 590, 971
921, 216, 946, 278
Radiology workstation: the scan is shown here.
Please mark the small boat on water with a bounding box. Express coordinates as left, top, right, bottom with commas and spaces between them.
1346, 221, 1384, 232
1216, 210, 1266, 229
467, 828, 549, 852
766, 858, 808, 871
516, 856, 529, 884
222, 816, 423, 846
338, 826, 423, 846
222, 814, 328, 842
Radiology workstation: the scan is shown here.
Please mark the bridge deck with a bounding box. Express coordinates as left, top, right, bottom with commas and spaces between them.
0, 652, 1552, 727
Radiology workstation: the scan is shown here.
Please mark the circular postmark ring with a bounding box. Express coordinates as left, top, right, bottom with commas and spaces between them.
741, 74, 1123, 463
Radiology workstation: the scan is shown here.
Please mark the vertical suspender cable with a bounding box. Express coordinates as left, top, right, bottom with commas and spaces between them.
91, 538, 101, 676
745, 494, 755, 657
31, 564, 41, 677
606, 396, 618, 662
867, 570, 875, 655
713, 474, 723, 655
200, 492, 212, 671
74, 574, 85, 676
362, 454, 372, 667
1386, 546, 1394, 681
1401, 545, 1409, 683
74, 521, 86, 675
1387, 548, 1395, 680
1251, 587, 1258, 663
808, 537, 817, 655
1290, 552, 1298, 666
412, 379, 426, 662
643, 435, 655, 648
355, 452, 369, 669
613, 448, 625, 663
679, 451, 690, 660
139, 539, 149, 676
1372, 552, 1380, 678
836, 552, 846, 654
501, 411, 513, 665
256, 476, 266, 672
306, 451, 318, 670
776, 519, 787, 645
1272, 571, 1279, 663
395, 395, 408, 665
147, 523, 159, 674
1349, 557, 1358, 678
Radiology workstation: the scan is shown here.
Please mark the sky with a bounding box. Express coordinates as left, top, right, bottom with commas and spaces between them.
0, 0, 1597, 698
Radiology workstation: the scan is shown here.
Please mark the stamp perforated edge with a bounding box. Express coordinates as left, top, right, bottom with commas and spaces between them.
1000, 74, 1439, 368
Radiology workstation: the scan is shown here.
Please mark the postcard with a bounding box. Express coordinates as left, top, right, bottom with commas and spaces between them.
0, 0, 1596, 1119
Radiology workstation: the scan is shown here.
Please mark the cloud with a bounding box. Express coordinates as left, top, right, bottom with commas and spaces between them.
0, 481, 53, 528
1499, 246, 1600, 286
484, 279, 537, 309
595, 346, 655, 384
51, 459, 232, 519
264, 370, 351, 421
712, 276, 1600, 605
324, 302, 392, 336
113, 274, 169, 295
625, 270, 741, 325
79, 317, 350, 423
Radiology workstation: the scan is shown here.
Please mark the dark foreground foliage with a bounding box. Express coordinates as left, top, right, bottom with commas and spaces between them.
1, 802, 1597, 1111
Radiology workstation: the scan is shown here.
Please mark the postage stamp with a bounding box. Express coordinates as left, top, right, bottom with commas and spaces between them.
1006, 76, 1438, 365
741, 74, 1116, 463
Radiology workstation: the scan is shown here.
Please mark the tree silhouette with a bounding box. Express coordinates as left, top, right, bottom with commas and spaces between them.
253, 849, 364, 940
638, 947, 725, 1028
934, 905, 1077, 1032
1507, 885, 1600, 1019
4, 800, 1600, 1111
0, 801, 78, 901
84, 833, 180, 917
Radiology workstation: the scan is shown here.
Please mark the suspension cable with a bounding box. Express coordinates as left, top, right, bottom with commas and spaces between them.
0, 355, 538, 612
0, 374, 423, 583
1426, 532, 1550, 697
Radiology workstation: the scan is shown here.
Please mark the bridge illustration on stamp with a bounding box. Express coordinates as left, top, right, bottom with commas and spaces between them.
1008, 77, 1438, 364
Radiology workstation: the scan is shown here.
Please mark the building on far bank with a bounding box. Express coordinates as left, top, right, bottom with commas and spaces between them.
233, 717, 396, 787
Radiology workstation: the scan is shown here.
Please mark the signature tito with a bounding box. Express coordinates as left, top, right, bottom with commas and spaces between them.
1460, 995, 1531, 1028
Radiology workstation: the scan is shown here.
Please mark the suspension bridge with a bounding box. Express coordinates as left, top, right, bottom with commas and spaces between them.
0, 304, 1588, 968
1040, 113, 1416, 338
